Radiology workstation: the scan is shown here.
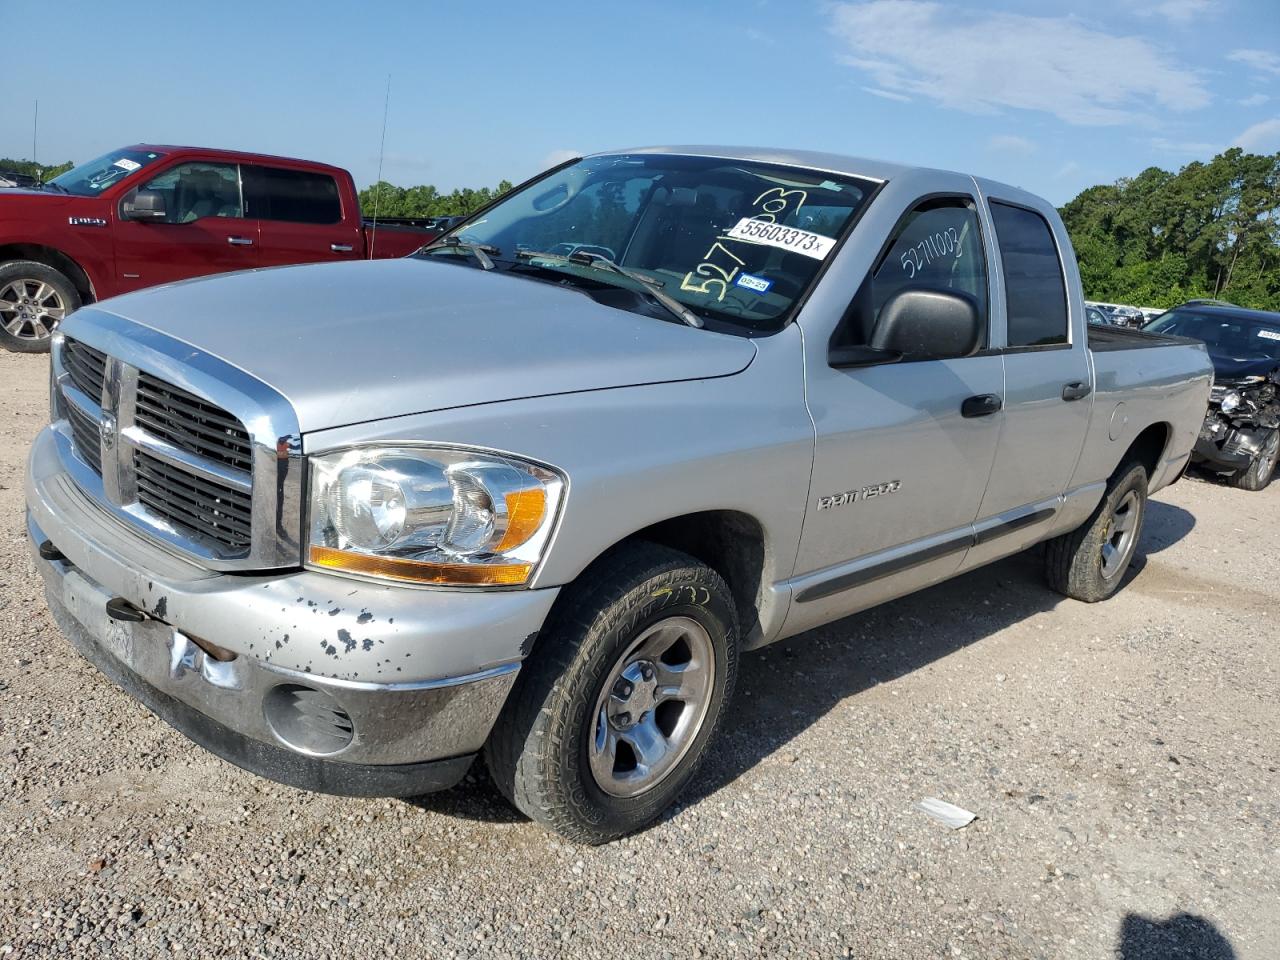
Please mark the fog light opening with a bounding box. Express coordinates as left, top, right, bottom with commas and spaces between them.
263, 684, 355, 756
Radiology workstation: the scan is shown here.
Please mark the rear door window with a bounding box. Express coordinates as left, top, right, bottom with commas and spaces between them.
244, 166, 342, 224
990, 201, 1069, 347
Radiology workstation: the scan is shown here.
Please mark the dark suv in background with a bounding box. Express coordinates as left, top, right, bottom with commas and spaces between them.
1148, 302, 1280, 491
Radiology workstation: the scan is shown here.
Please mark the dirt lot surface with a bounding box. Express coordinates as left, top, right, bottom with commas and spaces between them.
0, 347, 1276, 959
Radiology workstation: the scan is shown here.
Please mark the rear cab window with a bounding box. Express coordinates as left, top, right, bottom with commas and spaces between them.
989, 201, 1069, 348
243, 166, 343, 224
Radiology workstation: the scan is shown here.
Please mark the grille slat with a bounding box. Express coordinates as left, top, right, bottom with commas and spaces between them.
135, 450, 253, 550
65, 402, 102, 474
135, 373, 253, 472
63, 339, 107, 402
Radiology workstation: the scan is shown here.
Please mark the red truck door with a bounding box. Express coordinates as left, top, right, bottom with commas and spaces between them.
242, 164, 364, 267
112, 161, 261, 292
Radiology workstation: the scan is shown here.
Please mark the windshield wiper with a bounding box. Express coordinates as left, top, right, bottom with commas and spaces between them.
423, 237, 498, 270
39, 181, 70, 194
515, 250, 703, 328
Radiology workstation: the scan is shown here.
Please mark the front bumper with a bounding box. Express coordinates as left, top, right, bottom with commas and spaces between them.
1192, 435, 1253, 471
26, 425, 560, 796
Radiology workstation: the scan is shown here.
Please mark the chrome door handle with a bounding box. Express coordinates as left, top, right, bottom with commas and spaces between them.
227, 236, 254, 246
331, 243, 353, 253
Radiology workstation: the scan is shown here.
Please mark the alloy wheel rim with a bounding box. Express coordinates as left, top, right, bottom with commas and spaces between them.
0, 279, 66, 341
588, 615, 716, 798
1101, 489, 1141, 580
1258, 431, 1280, 479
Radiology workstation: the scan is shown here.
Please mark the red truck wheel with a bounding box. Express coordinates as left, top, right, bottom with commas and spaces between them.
0, 261, 82, 354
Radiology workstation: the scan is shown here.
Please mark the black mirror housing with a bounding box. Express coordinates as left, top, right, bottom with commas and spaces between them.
869, 288, 982, 359
122, 189, 167, 222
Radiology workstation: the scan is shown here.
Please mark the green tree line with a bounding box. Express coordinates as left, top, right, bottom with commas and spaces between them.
1059, 148, 1280, 311
358, 180, 514, 220
0, 157, 74, 181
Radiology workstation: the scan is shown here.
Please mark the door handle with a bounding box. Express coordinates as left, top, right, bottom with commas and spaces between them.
1062, 381, 1092, 401
227, 236, 254, 246
330, 243, 354, 253
961, 394, 1002, 418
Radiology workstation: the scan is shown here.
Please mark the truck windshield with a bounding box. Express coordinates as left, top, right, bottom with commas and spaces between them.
46, 149, 166, 197
1148, 308, 1280, 361
418, 154, 877, 333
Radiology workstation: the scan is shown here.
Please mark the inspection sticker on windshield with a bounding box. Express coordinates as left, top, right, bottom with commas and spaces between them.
1258, 329, 1280, 341
113, 158, 141, 172
735, 273, 773, 294
726, 218, 836, 260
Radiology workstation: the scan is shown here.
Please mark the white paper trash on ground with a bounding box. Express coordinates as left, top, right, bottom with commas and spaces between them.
917, 798, 977, 829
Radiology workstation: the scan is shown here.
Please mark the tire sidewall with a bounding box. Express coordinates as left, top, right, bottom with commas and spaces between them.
0, 261, 82, 353
555, 569, 737, 837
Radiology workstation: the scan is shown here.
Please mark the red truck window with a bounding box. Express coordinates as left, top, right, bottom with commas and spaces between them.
243, 166, 342, 225
140, 163, 244, 224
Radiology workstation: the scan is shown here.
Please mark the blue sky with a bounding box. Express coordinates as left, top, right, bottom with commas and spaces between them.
3, 0, 1277, 204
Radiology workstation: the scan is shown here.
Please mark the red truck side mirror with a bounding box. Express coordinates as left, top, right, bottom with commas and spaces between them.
121, 189, 168, 222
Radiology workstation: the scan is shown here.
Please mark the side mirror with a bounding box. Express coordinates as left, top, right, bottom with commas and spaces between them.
828, 344, 903, 368
121, 189, 167, 222
869, 288, 982, 359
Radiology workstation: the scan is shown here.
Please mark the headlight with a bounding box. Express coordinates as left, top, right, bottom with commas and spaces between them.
307, 446, 564, 586
1220, 390, 1242, 414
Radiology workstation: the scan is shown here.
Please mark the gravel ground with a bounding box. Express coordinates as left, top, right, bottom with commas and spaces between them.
1, 347, 1277, 959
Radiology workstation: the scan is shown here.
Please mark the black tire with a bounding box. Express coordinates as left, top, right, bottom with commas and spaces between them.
1228, 429, 1278, 492
0, 260, 82, 353
484, 542, 739, 844
1045, 461, 1149, 602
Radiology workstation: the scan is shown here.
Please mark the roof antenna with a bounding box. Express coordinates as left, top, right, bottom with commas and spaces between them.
32, 100, 38, 168
368, 75, 391, 259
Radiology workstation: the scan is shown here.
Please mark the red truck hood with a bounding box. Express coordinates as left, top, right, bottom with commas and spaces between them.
0, 188, 96, 213
74, 258, 758, 432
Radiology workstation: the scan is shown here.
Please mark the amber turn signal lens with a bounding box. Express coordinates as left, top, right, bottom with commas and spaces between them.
494, 487, 547, 553
308, 546, 532, 586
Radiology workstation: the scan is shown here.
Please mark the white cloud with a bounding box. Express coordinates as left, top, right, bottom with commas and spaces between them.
1228, 49, 1280, 76
542, 149, 581, 169
1140, 0, 1216, 22
1054, 161, 1081, 179
862, 86, 912, 102
1232, 118, 1280, 153
1237, 93, 1270, 107
986, 134, 1036, 156
828, 1, 1211, 126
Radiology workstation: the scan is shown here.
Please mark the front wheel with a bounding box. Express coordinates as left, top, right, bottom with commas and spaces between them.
1229, 428, 1278, 492
0, 261, 82, 353
1045, 461, 1149, 602
484, 543, 739, 844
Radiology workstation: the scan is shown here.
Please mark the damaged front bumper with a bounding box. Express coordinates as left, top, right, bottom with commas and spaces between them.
1191, 414, 1263, 472
26, 426, 560, 797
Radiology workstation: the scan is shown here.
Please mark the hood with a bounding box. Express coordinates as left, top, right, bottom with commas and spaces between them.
1208, 351, 1280, 384
0, 188, 84, 211
80, 258, 757, 432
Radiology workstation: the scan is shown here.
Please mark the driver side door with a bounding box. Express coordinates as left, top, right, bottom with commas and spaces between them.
784, 194, 1005, 636
112, 161, 261, 293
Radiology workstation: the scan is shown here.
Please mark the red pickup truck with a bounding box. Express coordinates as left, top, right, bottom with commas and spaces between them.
0, 145, 438, 352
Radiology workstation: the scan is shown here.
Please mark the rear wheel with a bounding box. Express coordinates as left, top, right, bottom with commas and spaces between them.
0, 261, 81, 353
1228, 428, 1278, 492
1045, 461, 1148, 602
484, 543, 739, 844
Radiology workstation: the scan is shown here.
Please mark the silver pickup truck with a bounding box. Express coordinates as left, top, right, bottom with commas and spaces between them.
26, 147, 1212, 842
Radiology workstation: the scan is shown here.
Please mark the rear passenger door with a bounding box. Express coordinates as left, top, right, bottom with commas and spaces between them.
971, 198, 1092, 530
242, 165, 364, 267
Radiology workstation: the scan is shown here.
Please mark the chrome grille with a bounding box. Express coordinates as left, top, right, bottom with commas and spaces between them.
63, 338, 107, 401
1210, 384, 1227, 402
54, 333, 273, 563
65, 401, 102, 473
136, 373, 253, 472
134, 449, 253, 552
